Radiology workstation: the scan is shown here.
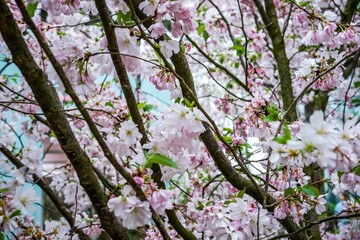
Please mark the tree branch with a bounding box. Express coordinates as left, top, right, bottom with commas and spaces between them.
0, 145, 90, 240
270, 212, 360, 240
129, 1, 307, 238
0, 2, 129, 239
252, 0, 298, 121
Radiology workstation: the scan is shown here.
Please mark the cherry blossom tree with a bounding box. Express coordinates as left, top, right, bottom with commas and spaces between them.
0, 0, 360, 239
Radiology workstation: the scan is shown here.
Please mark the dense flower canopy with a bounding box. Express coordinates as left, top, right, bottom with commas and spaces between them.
0, 0, 360, 239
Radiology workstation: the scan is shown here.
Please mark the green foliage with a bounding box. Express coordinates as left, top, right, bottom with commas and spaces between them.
116, 11, 133, 25
301, 185, 320, 197
352, 97, 360, 107
237, 188, 246, 198
231, 45, 245, 56
27, 2, 38, 17
105, 101, 115, 108
284, 187, 295, 197
9, 209, 21, 218
143, 153, 177, 169
0, 188, 8, 194
298, 1, 311, 7
182, 97, 195, 109
196, 201, 204, 210
351, 165, 360, 175
197, 21, 210, 41
274, 124, 292, 144
138, 102, 154, 112
263, 104, 280, 122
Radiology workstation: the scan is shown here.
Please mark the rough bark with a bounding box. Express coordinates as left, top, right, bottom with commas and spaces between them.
130, 1, 307, 238
0, 2, 129, 239
252, 0, 298, 121
93, 1, 193, 239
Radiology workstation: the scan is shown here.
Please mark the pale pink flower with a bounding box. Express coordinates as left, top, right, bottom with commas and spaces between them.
107, 196, 129, 218
159, 40, 180, 59
13, 187, 39, 214
122, 197, 152, 229
324, 11, 337, 22
171, 21, 182, 38
119, 120, 142, 145
149, 22, 167, 39
139, 0, 158, 16
107, 0, 128, 13
298, 58, 317, 76
315, 196, 327, 215
150, 189, 173, 215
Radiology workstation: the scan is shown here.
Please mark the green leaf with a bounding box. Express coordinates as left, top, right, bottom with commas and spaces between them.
27, 2, 38, 17
357, 2, 360, 12
56, 31, 67, 37
0, 232, 4, 240
183, 98, 195, 109
144, 153, 177, 169
284, 187, 294, 197
354, 81, 360, 88
351, 165, 360, 175
197, 22, 210, 41
274, 124, 292, 144
143, 104, 154, 112
202, 30, 210, 41
352, 98, 360, 107
180, 44, 186, 53
219, 55, 225, 64
226, 81, 233, 89
206, 201, 214, 206
231, 45, 245, 55
237, 187, 246, 198
137, 102, 146, 109
9, 209, 21, 218
49, 131, 56, 137
198, 24, 206, 35
223, 128, 233, 134
298, 1, 311, 7
263, 104, 279, 122
301, 185, 320, 197
0, 188, 8, 194
196, 201, 204, 210
163, 20, 172, 31
154, 47, 164, 63
223, 135, 233, 144
105, 101, 115, 108
116, 11, 132, 25
224, 200, 236, 204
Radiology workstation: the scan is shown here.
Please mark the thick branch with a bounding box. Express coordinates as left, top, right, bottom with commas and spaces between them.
252, 0, 298, 121
341, 0, 360, 24
0, 2, 129, 239
129, 1, 306, 238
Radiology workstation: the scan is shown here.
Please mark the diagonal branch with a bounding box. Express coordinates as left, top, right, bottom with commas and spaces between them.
14, 0, 171, 238
0, 145, 90, 240
93, 1, 197, 239
128, 1, 307, 238
0, 2, 129, 239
